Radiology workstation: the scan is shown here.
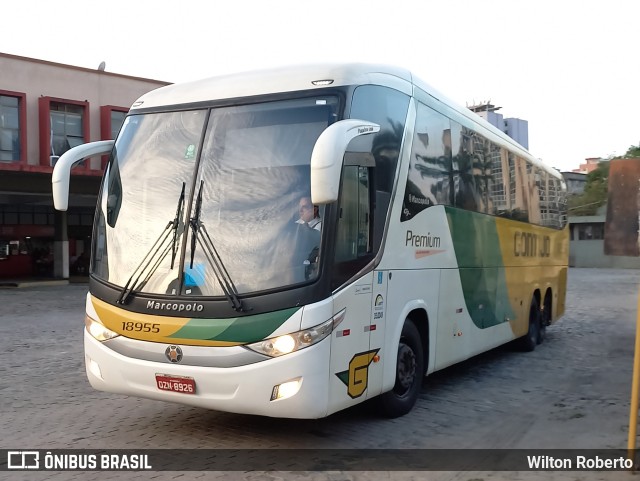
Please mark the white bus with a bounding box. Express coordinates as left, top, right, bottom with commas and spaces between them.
53, 64, 568, 418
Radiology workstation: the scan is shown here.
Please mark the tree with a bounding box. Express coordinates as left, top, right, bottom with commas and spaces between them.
623, 144, 640, 158
568, 161, 609, 216
568, 145, 639, 216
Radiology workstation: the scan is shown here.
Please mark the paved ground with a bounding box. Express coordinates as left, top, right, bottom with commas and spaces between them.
1, 268, 639, 480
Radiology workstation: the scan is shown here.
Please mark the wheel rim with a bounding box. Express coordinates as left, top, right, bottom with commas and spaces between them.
395, 342, 417, 396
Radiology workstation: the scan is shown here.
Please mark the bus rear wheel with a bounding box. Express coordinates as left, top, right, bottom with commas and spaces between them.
377, 320, 424, 418
539, 293, 552, 344
519, 296, 541, 352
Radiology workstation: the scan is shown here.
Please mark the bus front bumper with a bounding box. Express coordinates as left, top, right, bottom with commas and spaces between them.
84, 329, 331, 419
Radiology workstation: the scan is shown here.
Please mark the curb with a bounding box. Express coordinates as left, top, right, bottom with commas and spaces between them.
0, 280, 70, 289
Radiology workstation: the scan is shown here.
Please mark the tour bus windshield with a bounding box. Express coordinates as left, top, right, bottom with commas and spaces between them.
92, 96, 340, 298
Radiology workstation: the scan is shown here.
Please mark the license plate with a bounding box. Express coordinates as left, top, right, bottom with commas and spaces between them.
155, 374, 196, 394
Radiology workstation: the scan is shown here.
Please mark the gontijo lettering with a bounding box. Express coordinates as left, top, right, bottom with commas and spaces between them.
514, 232, 550, 257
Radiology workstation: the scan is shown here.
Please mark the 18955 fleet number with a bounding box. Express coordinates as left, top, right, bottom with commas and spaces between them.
121, 321, 160, 333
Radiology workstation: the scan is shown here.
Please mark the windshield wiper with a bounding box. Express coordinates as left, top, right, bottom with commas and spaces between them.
116, 183, 186, 304
170, 183, 186, 268
189, 180, 245, 312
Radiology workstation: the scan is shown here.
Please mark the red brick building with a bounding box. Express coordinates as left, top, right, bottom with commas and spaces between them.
0, 53, 168, 278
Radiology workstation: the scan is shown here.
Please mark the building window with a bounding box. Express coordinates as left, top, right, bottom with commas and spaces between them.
110, 110, 126, 138
39, 97, 89, 167
50, 102, 84, 159
577, 223, 604, 240
100, 106, 128, 170
100, 106, 128, 140
0, 91, 26, 162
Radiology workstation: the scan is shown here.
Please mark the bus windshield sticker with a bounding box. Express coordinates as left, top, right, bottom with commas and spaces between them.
184, 144, 196, 160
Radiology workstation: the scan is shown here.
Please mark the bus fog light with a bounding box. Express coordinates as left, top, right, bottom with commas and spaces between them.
271, 378, 302, 401
85, 314, 119, 341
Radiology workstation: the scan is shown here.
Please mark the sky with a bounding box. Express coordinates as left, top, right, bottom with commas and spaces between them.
2, 0, 638, 172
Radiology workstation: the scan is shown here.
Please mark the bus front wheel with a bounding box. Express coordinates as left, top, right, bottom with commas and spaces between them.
377, 320, 424, 418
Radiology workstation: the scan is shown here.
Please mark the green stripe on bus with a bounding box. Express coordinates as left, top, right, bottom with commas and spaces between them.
445, 207, 514, 328
445, 207, 503, 267
168, 307, 301, 343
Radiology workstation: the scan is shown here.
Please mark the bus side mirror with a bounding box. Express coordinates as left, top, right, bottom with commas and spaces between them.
52, 140, 115, 211
310, 119, 380, 204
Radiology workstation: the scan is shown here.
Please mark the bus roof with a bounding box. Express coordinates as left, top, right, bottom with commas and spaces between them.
131, 63, 414, 111
130, 63, 561, 179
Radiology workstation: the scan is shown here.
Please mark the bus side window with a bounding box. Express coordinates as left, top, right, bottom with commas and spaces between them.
332, 165, 373, 289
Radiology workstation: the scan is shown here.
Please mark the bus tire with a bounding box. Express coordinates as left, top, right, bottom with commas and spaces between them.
519, 296, 540, 352
377, 320, 424, 418
539, 293, 552, 344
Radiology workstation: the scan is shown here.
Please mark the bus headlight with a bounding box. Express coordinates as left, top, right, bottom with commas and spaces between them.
245, 311, 343, 357
85, 314, 120, 341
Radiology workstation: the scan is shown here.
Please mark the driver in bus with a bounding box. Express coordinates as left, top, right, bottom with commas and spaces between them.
296, 196, 321, 231
291, 196, 321, 281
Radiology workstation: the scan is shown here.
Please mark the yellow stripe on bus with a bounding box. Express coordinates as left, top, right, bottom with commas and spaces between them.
90, 296, 242, 347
